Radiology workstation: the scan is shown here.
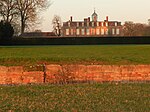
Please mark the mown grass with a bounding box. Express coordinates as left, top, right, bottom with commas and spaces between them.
0, 83, 149, 112
0, 45, 150, 66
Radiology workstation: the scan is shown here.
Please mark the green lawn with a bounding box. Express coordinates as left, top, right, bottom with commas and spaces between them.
0, 45, 150, 66
0, 83, 149, 112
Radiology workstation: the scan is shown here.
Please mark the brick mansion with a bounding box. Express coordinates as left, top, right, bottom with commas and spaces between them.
62, 10, 123, 37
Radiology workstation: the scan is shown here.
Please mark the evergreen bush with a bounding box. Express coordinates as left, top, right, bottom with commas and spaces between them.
0, 21, 14, 39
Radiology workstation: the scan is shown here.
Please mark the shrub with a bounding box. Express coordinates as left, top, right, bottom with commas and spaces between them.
0, 21, 14, 39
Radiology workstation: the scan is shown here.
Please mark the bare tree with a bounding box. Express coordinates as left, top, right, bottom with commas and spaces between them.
16, 0, 51, 34
0, 0, 17, 23
134, 23, 145, 36
0, 0, 20, 36
123, 21, 145, 36
123, 21, 135, 36
148, 19, 150, 26
143, 26, 150, 36
52, 15, 62, 36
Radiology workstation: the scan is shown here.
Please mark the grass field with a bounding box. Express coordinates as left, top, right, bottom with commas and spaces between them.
0, 45, 150, 66
0, 83, 149, 112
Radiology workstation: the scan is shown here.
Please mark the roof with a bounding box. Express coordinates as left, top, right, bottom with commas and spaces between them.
21, 32, 56, 37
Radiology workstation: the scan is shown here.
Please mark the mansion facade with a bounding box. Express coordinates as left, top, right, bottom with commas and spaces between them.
62, 10, 123, 37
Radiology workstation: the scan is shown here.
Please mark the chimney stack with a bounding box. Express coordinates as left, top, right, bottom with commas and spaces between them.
70, 16, 73, 22
106, 16, 108, 21
84, 18, 87, 23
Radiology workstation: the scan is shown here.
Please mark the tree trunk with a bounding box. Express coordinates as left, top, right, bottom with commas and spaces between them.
21, 17, 25, 35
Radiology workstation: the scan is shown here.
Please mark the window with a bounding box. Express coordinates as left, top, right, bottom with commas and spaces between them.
106, 22, 108, 27
92, 28, 95, 35
101, 22, 103, 27
87, 22, 89, 27
77, 22, 79, 27
106, 29, 108, 35
112, 29, 115, 35
71, 29, 74, 35
66, 29, 69, 35
115, 22, 117, 26
101, 28, 104, 35
68, 22, 70, 27
97, 22, 99, 26
96, 28, 100, 35
116, 28, 120, 35
82, 29, 85, 35
76, 29, 80, 35
82, 22, 84, 27
86, 29, 90, 35
92, 22, 94, 27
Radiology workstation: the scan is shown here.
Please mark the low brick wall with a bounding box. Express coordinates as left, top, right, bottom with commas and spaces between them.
0, 66, 44, 84
0, 65, 150, 84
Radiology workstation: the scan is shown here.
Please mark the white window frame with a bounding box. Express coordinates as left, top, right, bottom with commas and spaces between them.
82, 22, 84, 27
97, 22, 99, 26
116, 28, 120, 35
76, 29, 80, 35
82, 29, 85, 35
96, 28, 100, 35
106, 22, 108, 27
101, 28, 104, 35
77, 22, 79, 27
92, 28, 95, 35
68, 22, 70, 27
86, 29, 90, 35
66, 29, 69, 35
106, 29, 108, 35
115, 22, 117, 26
71, 29, 74, 35
92, 22, 94, 27
101, 22, 104, 27
112, 28, 115, 35
87, 22, 89, 27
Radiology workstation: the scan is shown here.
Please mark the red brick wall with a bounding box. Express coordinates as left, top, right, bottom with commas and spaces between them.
45, 65, 150, 83
0, 65, 150, 84
0, 66, 44, 84
0, 66, 8, 84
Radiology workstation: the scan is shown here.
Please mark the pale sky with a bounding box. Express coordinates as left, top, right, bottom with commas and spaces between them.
40, 0, 150, 32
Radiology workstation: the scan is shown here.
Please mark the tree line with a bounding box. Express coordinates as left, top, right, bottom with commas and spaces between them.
123, 21, 150, 36
0, 0, 51, 38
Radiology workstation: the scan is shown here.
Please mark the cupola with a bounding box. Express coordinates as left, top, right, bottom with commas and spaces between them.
92, 10, 98, 22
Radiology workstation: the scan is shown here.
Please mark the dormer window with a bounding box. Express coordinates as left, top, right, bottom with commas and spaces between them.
68, 22, 70, 27
82, 22, 84, 27
77, 22, 79, 27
